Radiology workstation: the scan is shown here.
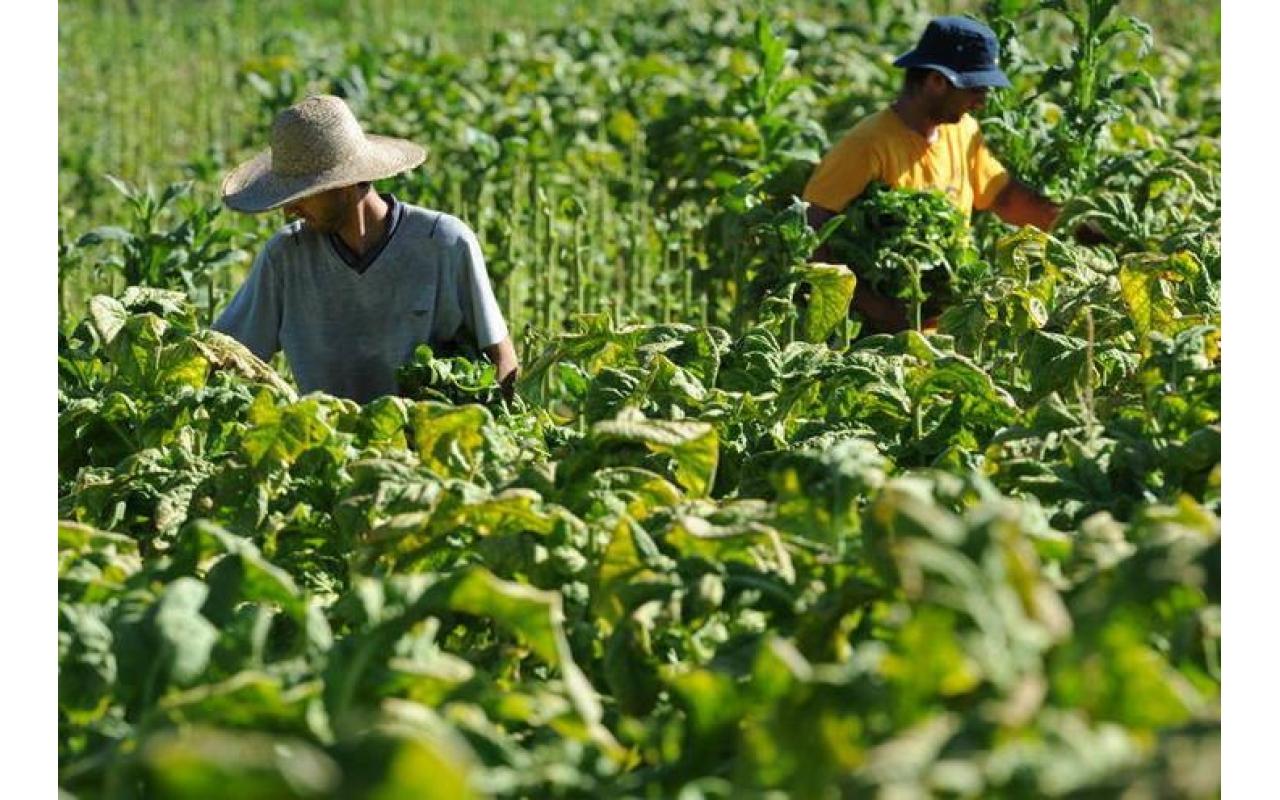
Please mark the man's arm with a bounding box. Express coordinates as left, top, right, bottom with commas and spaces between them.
990, 178, 1060, 230
806, 203, 910, 334
988, 179, 1111, 244
483, 336, 520, 399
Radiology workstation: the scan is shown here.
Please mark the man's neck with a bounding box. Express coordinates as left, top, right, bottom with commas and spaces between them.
891, 96, 940, 144
336, 190, 390, 256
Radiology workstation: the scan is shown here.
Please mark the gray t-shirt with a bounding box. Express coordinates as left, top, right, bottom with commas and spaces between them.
214, 203, 509, 403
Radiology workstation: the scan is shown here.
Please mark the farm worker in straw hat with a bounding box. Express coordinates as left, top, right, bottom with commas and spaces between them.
804, 16, 1106, 335
214, 94, 519, 403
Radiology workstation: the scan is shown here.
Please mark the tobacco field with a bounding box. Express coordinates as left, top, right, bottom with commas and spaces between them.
58, 0, 1221, 797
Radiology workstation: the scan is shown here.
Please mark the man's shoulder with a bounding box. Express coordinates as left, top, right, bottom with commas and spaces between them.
834, 107, 900, 147
397, 203, 477, 248
954, 113, 983, 139
260, 220, 321, 262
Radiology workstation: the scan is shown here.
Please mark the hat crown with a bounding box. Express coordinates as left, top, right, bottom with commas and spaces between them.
915, 16, 1000, 71
270, 95, 367, 177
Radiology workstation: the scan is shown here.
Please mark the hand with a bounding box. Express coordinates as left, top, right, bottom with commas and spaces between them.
498, 366, 519, 402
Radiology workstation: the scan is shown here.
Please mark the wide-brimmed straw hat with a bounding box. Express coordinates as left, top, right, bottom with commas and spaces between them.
221, 94, 427, 213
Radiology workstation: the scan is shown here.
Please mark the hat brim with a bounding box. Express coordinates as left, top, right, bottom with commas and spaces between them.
221, 134, 427, 213
892, 51, 1012, 89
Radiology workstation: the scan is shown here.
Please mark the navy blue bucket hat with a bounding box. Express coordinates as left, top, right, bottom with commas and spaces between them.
893, 16, 1011, 89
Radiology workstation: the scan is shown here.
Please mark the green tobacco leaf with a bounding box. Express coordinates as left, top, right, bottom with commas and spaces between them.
191, 330, 297, 399
156, 339, 211, 391
603, 604, 661, 716
357, 395, 411, 447
119, 286, 192, 319
666, 326, 728, 387
562, 467, 684, 522
593, 515, 664, 627
409, 401, 491, 478
1119, 252, 1199, 348
87, 295, 128, 345
152, 577, 220, 686
423, 567, 617, 751
795, 263, 856, 342
360, 488, 574, 571
382, 653, 476, 707
159, 671, 319, 735
59, 521, 141, 602
103, 313, 169, 388
336, 701, 482, 800
995, 226, 1051, 288
592, 408, 719, 498
240, 393, 336, 470
665, 503, 795, 583
1023, 332, 1088, 400
665, 666, 744, 767
768, 438, 888, 550
59, 602, 117, 725
172, 521, 306, 624
141, 725, 339, 800
59, 520, 138, 555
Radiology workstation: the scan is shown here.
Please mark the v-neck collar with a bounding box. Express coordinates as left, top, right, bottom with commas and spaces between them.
327, 193, 404, 275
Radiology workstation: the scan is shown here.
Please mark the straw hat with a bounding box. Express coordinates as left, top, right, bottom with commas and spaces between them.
221, 95, 427, 213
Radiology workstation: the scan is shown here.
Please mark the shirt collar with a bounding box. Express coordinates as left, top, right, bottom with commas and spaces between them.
330, 192, 403, 274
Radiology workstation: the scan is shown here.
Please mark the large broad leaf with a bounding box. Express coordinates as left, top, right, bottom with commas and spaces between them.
191, 330, 296, 399
87, 295, 129, 345
1119, 251, 1199, 348
325, 568, 618, 754
171, 521, 307, 624
156, 338, 212, 391
356, 395, 411, 448
665, 326, 729, 387
359, 487, 576, 571
1021, 331, 1087, 400
59, 602, 117, 725
768, 438, 888, 550
240, 393, 337, 470
593, 515, 666, 627
603, 602, 662, 716
426, 567, 609, 737
335, 700, 482, 800
59, 521, 141, 589
559, 467, 684, 523
795, 263, 856, 343
102, 312, 168, 388
664, 501, 795, 583
995, 226, 1053, 295
663, 666, 744, 768
158, 671, 319, 736
151, 577, 220, 686
409, 401, 491, 479
592, 408, 719, 498
141, 725, 339, 800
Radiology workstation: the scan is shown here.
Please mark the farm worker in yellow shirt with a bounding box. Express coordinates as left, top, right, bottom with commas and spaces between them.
805, 16, 1095, 334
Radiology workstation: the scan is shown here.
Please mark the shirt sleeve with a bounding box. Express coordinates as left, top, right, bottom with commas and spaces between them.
802, 130, 879, 212
970, 124, 1011, 212
453, 226, 509, 350
212, 244, 282, 362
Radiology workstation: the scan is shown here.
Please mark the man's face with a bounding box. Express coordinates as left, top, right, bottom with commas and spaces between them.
925, 73, 990, 124
283, 186, 356, 234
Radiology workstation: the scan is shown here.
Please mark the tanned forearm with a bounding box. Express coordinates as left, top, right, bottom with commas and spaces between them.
483, 337, 520, 400
991, 178, 1060, 231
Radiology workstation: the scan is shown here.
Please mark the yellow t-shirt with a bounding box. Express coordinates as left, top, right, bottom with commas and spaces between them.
802, 108, 1010, 221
